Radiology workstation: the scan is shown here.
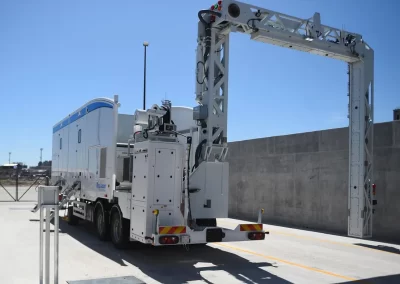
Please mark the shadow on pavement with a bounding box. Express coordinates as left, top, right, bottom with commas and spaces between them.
353, 243, 400, 255
336, 274, 400, 284
57, 219, 292, 284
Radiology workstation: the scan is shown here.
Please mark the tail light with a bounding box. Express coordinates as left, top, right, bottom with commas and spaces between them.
248, 232, 265, 240
159, 236, 179, 245
58, 194, 63, 201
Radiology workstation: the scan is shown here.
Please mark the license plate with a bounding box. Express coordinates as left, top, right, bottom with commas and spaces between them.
181, 235, 190, 244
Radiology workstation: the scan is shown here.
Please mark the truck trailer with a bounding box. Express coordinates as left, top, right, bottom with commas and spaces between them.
50, 96, 266, 248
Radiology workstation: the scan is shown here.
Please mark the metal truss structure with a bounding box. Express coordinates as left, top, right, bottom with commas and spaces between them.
195, 0, 374, 238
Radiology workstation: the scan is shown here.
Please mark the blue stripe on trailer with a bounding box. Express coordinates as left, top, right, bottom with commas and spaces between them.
53, 101, 113, 134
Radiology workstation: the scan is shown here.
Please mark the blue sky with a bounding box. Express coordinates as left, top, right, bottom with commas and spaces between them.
0, 0, 399, 166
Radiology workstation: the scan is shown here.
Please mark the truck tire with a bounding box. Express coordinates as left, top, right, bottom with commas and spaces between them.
67, 206, 79, 226
94, 201, 109, 241
110, 205, 129, 249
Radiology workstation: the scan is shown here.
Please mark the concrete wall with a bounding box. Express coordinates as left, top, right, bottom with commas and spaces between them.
227, 121, 400, 242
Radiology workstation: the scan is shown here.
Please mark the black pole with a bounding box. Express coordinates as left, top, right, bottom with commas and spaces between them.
143, 44, 147, 110
15, 165, 19, 201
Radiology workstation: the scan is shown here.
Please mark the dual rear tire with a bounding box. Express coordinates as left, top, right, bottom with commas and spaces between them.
110, 206, 129, 249
94, 201, 128, 249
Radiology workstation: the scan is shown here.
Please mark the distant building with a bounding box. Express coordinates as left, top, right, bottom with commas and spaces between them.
0, 163, 27, 179
0, 163, 27, 170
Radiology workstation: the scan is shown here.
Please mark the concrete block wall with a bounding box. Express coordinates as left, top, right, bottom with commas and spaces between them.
227, 121, 400, 242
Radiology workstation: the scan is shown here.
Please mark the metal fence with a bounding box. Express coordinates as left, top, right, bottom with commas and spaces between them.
0, 174, 49, 202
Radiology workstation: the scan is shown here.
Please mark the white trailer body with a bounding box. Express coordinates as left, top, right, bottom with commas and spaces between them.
52, 98, 118, 201
51, 97, 265, 247
51, 98, 200, 202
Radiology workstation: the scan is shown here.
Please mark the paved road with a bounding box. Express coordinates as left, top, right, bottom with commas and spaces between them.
1, 202, 400, 284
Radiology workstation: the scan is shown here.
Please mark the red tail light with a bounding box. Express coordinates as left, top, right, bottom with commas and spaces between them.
159, 236, 179, 245
248, 232, 265, 240
58, 194, 63, 201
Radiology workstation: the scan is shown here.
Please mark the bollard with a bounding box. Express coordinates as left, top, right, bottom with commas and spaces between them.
37, 186, 59, 284
257, 208, 264, 224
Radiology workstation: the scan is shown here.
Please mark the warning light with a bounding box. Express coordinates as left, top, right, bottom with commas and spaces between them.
218, 0, 222, 4
218, 6, 222, 11
211, 5, 215, 10
372, 183, 376, 195
159, 236, 179, 245
214, 4, 218, 9
248, 232, 265, 240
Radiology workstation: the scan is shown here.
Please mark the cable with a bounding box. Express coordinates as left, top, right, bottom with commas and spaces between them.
247, 18, 261, 32
198, 10, 222, 66
133, 131, 141, 140
186, 137, 193, 224
192, 139, 207, 172
198, 10, 221, 25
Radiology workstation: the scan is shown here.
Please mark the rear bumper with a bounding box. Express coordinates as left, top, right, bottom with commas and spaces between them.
151, 224, 268, 246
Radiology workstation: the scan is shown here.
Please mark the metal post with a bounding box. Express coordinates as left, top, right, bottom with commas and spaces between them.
39, 189, 43, 284
257, 208, 264, 224
54, 204, 59, 284
37, 185, 59, 284
45, 209, 50, 284
8, 152, 11, 164
143, 41, 149, 110
15, 165, 19, 201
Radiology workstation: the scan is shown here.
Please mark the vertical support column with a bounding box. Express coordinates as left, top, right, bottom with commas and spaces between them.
39, 189, 43, 284
45, 209, 50, 284
16, 166, 19, 201
204, 29, 230, 147
220, 33, 230, 144
195, 20, 230, 153
348, 48, 374, 238
195, 21, 206, 105
37, 186, 59, 284
203, 27, 217, 146
54, 204, 59, 284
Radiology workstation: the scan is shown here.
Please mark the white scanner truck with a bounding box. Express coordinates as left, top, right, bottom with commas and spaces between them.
51, 97, 265, 248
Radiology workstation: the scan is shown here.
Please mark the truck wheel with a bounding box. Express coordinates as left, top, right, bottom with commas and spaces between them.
110, 206, 129, 249
94, 202, 109, 241
67, 206, 79, 226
